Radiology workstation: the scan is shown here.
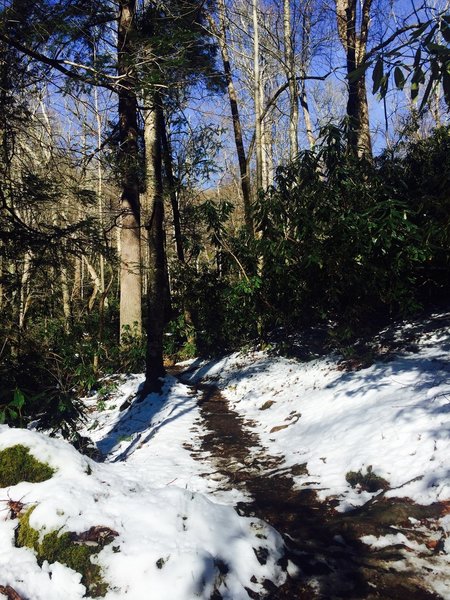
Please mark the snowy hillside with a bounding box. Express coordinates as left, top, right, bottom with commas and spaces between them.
1, 314, 450, 599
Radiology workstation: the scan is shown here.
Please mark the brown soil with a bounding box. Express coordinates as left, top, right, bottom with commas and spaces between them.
179, 377, 448, 600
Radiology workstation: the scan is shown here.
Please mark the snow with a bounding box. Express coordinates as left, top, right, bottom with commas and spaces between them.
0, 375, 284, 598
182, 324, 450, 512
1, 314, 450, 598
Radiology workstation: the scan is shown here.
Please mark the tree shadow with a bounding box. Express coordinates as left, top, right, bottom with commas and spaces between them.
194, 382, 445, 599
96, 376, 195, 461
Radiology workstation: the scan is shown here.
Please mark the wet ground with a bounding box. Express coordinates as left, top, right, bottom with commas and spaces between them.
179, 376, 448, 600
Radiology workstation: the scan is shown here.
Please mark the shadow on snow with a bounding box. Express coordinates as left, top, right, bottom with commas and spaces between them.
96, 375, 195, 461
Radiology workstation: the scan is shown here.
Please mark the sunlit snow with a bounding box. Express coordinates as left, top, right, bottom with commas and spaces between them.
1, 315, 450, 598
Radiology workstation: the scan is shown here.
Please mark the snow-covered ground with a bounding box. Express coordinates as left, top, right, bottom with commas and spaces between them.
1, 315, 450, 598
183, 320, 450, 514
0, 378, 285, 600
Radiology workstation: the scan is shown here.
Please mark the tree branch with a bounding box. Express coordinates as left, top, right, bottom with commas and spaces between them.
0, 33, 119, 93
365, 23, 424, 62
246, 72, 332, 165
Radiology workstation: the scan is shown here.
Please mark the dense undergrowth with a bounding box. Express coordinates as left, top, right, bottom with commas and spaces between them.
172, 125, 450, 354
1, 124, 449, 435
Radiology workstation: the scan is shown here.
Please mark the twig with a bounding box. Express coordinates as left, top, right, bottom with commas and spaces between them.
0, 585, 27, 600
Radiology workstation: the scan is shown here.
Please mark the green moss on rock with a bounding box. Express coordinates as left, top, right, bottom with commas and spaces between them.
17, 508, 108, 597
0, 444, 54, 487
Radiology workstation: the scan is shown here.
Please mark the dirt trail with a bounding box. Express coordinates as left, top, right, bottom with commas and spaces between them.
180, 378, 447, 600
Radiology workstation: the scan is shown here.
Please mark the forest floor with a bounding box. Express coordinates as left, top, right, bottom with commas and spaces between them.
181, 374, 448, 599
1, 313, 450, 599
174, 312, 450, 599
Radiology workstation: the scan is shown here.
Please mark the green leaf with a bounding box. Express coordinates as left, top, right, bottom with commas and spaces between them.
411, 22, 430, 40
394, 67, 405, 90
372, 58, 384, 94
443, 70, 450, 106
441, 22, 450, 43
12, 388, 25, 409
423, 23, 438, 46
431, 59, 440, 78
380, 75, 389, 98
412, 66, 425, 84
419, 76, 435, 112
413, 48, 422, 69
426, 42, 450, 57
411, 81, 420, 102
348, 62, 370, 83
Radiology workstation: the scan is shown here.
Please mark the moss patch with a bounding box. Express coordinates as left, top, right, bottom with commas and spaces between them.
346, 465, 389, 493
17, 508, 108, 597
0, 444, 54, 487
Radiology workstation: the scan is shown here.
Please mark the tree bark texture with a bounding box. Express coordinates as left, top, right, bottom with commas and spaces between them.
118, 0, 142, 340
143, 98, 166, 392
253, 0, 263, 191
160, 113, 185, 263
300, 2, 315, 149
212, 1, 254, 233
283, 0, 299, 158
336, 0, 372, 158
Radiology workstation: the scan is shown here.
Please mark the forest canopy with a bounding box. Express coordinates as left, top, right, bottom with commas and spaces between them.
0, 0, 449, 434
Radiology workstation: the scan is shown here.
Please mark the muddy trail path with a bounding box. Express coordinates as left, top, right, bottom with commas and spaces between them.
175, 374, 447, 600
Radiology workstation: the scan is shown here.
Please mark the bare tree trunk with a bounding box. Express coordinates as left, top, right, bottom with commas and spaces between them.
18, 251, 32, 330
92, 44, 105, 298
336, 0, 372, 158
118, 0, 142, 340
260, 73, 269, 188
143, 97, 166, 392
160, 109, 198, 352
283, 0, 299, 158
83, 255, 101, 313
211, 1, 253, 233
160, 113, 185, 262
60, 264, 71, 332
253, 0, 263, 191
300, 3, 315, 149
72, 256, 81, 303
299, 77, 315, 149
261, 75, 274, 188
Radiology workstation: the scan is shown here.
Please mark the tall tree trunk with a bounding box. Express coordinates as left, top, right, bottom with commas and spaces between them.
92, 42, 105, 299
283, 0, 299, 158
261, 75, 273, 189
336, 0, 372, 158
160, 109, 198, 352
299, 76, 315, 148
160, 114, 185, 262
210, 1, 253, 233
72, 256, 81, 304
253, 0, 263, 191
60, 264, 71, 332
300, 3, 315, 149
18, 250, 32, 330
118, 0, 142, 341
143, 97, 166, 392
